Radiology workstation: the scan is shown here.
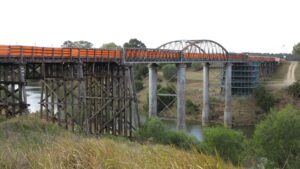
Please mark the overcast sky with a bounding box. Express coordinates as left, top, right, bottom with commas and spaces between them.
0, 0, 299, 53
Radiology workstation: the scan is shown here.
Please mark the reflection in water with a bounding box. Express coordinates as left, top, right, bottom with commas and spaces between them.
26, 86, 41, 113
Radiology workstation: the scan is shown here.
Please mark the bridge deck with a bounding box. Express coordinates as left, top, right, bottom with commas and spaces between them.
0, 45, 279, 63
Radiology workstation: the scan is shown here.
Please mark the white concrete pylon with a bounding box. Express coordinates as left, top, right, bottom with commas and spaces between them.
224, 62, 232, 128
148, 63, 158, 117
202, 62, 210, 126
176, 63, 186, 130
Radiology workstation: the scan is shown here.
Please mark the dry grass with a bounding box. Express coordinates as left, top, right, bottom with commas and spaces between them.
0, 116, 238, 169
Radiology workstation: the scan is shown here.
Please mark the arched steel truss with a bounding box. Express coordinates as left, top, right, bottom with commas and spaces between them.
124, 39, 233, 63
158, 39, 229, 58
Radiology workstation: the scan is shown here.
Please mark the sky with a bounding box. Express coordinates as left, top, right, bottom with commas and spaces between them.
0, 0, 299, 53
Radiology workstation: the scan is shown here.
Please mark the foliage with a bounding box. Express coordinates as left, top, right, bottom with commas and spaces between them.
61, 40, 93, 49
253, 105, 300, 168
253, 86, 275, 112
186, 99, 198, 115
202, 127, 246, 165
162, 64, 177, 81
135, 118, 200, 150
0, 116, 237, 169
287, 80, 300, 98
123, 38, 146, 48
123, 39, 148, 80
0, 115, 5, 123
135, 80, 144, 92
100, 42, 121, 49
292, 42, 300, 56
133, 64, 148, 80
191, 63, 203, 71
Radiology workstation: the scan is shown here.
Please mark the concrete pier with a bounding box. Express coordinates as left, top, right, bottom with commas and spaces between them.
148, 63, 158, 117
202, 63, 210, 126
224, 63, 232, 128
177, 63, 186, 130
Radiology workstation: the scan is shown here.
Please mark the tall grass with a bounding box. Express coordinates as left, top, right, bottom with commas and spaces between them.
0, 116, 237, 169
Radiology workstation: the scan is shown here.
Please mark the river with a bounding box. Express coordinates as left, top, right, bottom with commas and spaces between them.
25, 82, 253, 141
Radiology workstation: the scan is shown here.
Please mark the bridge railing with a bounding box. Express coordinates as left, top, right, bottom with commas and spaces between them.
0, 45, 122, 63
0, 45, 282, 64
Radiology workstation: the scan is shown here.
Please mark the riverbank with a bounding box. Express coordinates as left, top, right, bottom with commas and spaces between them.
0, 116, 236, 169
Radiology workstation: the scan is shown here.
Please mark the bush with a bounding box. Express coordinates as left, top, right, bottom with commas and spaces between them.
202, 127, 245, 165
253, 86, 275, 112
253, 105, 300, 168
191, 63, 203, 71
135, 80, 144, 92
133, 64, 148, 80
186, 99, 198, 115
162, 64, 177, 81
135, 118, 200, 149
287, 80, 300, 98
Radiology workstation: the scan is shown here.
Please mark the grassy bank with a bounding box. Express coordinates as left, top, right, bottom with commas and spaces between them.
0, 116, 236, 169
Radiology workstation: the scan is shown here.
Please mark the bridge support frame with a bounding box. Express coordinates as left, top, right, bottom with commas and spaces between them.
39, 62, 138, 137
0, 63, 28, 117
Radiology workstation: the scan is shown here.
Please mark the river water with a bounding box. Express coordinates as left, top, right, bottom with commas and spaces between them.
25, 82, 253, 141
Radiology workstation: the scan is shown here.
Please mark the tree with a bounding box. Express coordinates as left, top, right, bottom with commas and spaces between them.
123, 38, 146, 48
253, 105, 300, 168
292, 42, 300, 56
61, 40, 93, 49
123, 39, 148, 80
101, 42, 121, 49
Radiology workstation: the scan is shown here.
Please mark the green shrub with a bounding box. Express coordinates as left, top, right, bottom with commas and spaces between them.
135, 118, 200, 149
287, 80, 300, 98
253, 105, 300, 168
162, 64, 177, 81
191, 63, 203, 71
253, 86, 275, 112
0, 115, 5, 123
186, 99, 198, 115
135, 80, 144, 92
133, 64, 148, 80
135, 117, 167, 143
202, 127, 245, 165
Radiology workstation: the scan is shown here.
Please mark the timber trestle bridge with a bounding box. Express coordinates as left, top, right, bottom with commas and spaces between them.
0, 40, 281, 136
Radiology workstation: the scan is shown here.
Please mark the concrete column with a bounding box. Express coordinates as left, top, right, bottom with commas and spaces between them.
224, 62, 232, 128
202, 62, 210, 126
177, 63, 186, 130
148, 63, 157, 117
